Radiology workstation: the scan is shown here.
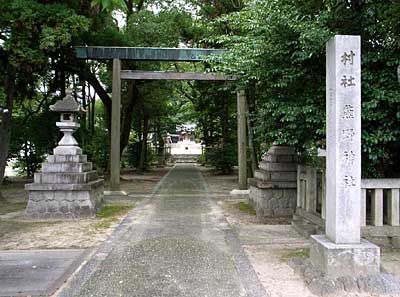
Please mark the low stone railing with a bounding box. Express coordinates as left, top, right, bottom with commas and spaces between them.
295, 165, 325, 232
361, 179, 400, 227
295, 165, 400, 246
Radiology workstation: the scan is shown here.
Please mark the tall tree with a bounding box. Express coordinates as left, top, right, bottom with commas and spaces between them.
210, 0, 400, 177
0, 0, 90, 188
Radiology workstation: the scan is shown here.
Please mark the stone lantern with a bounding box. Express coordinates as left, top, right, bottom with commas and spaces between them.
25, 90, 104, 219
51, 89, 82, 155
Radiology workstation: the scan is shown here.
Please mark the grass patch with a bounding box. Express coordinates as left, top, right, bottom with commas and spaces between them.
97, 204, 132, 218
233, 201, 256, 215
280, 248, 310, 262
0, 201, 27, 215
95, 204, 133, 229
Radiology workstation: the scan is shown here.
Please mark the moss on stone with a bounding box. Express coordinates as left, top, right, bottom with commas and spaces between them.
97, 204, 133, 218
233, 202, 256, 215
280, 248, 310, 262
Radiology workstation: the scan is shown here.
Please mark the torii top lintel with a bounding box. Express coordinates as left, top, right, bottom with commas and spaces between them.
74, 46, 226, 62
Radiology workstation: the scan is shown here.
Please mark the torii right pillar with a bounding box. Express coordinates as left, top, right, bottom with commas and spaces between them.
310, 35, 380, 278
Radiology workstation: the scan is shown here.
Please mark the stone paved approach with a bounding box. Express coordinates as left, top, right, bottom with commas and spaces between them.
0, 249, 86, 296
58, 164, 267, 297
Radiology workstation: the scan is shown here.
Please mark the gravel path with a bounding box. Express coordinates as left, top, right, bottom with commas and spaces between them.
59, 164, 267, 297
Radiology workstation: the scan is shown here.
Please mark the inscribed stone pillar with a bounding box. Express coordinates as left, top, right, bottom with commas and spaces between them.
325, 35, 361, 244
310, 35, 379, 278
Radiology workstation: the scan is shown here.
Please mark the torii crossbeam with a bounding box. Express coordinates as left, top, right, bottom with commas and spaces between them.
75, 46, 247, 194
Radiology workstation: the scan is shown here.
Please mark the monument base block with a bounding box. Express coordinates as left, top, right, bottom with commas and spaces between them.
25, 153, 104, 219
25, 184, 103, 219
310, 235, 380, 278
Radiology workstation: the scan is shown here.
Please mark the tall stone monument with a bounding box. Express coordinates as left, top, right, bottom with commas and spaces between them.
310, 35, 380, 277
25, 90, 104, 219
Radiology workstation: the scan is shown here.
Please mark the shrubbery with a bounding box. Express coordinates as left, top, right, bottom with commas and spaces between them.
205, 145, 236, 174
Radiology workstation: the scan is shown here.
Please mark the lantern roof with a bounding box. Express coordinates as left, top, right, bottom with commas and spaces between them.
50, 89, 80, 113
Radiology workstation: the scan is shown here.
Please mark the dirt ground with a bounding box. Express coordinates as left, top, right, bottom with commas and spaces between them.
119, 167, 170, 194
2, 165, 400, 296
200, 166, 239, 196
203, 170, 400, 297
0, 167, 169, 250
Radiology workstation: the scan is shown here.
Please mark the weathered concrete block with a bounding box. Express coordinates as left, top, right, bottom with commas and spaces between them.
25, 180, 104, 191
259, 161, 297, 172
41, 162, 92, 173
47, 154, 87, 163
254, 170, 297, 182
53, 146, 82, 155
34, 171, 97, 184
310, 235, 380, 278
271, 171, 297, 182
249, 185, 296, 220
254, 170, 270, 181
26, 153, 103, 219
25, 185, 103, 219
263, 154, 295, 163
391, 237, 400, 248
267, 146, 295, 155
248, 144, 298, 220
274, 208, 294, 216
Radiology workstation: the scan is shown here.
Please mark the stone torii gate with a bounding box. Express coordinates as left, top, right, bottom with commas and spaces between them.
75, 46, 247, 194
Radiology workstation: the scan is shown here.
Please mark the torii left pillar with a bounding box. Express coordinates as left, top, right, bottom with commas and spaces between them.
107, 58, 126, 196
237, 90, 247, 190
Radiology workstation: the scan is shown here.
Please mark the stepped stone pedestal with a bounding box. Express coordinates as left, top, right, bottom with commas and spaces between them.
248, 145, 297, 221
25, 90, 104, 219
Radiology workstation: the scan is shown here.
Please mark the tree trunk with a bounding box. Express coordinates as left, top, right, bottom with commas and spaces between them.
90, 91, 95, 136
221, 95, 229, 147
137, 112, 149, 173
157, 122, 165, 167
120, 81, 137, 154
0, 64, 16, 197
60, 59, 66, 98
81, 79, 87, 148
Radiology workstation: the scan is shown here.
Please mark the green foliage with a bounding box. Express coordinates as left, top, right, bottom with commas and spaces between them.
2, 0, 399, 179
209, 0, 400, 177
205, 144, 236, 174
83, 102, 110, 173
126, 142, 156, 169
84, 130, 110, 173
126, 9, 194, 47
197, 153, 207, 166
209, 0, 330, 152
8, 99, 59, 177
0, 0, 92, 179
1, 0, 90, 67
91, 0, 127, 12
